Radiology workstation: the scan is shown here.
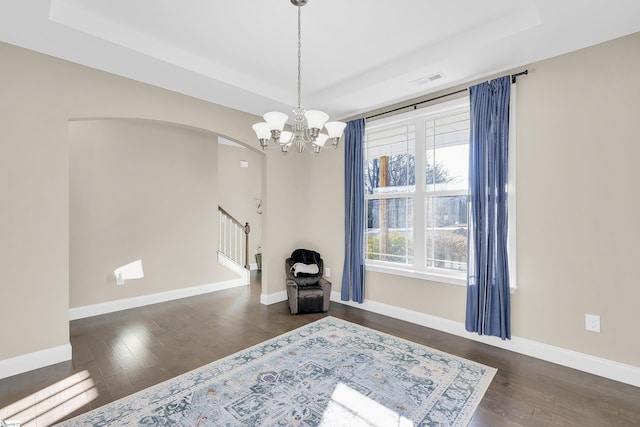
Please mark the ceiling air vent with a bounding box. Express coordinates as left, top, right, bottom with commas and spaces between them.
412, 73, 444, 86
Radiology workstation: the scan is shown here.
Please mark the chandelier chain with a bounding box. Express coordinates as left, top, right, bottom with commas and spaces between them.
297, 4, 302, 109
251, 0, 345, 154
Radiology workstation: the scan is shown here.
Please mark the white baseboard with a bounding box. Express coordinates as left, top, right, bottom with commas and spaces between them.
69, 278, 247, 321
330, 292, 640, 388
0, 343, 72, 380
260, 290, 287, 305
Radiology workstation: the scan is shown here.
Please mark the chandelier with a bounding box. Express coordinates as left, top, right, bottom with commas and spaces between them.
252, 0, 346, 154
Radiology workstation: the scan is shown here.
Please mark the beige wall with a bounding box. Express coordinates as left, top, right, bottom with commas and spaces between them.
311, 32, 640, 368
0, 41, 299, 363
261, 148, 309, 294
217, 142, 263, 260
304, 146, 345, 283
2, 30, 639, 373
69, 119, 236, 308
512, 32, 640, 365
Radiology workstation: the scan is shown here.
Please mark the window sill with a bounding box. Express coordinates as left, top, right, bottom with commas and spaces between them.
365, 262, 518, 293
365, 262, 466, 287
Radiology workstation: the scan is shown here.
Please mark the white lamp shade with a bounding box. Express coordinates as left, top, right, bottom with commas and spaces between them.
279, 131, 293, 144
305, 110, 329, 130
263, 112, 288, 131
315, 133, 329, 147
252, 122, 271, 139
324, 121, 347, 138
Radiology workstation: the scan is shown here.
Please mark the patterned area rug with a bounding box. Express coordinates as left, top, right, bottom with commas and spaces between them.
58, 317, 496, 426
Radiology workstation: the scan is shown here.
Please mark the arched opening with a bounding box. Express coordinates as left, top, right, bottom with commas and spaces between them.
69, 117, 264, 309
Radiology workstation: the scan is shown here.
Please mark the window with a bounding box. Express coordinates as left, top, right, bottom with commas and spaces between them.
364, 98, 470, 284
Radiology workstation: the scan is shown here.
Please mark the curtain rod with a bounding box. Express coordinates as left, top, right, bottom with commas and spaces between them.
366, 69, 528, 120
511, 69, 528, 83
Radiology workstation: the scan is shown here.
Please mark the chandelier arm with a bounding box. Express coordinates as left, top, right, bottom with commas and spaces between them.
300, 128, 314, 143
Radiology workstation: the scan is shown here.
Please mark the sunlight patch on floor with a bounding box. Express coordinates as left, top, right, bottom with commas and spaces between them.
0, 370, 97, 426
320, 382, 414, 427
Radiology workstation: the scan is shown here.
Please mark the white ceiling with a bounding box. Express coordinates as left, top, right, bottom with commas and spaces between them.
1, 0, 639, 121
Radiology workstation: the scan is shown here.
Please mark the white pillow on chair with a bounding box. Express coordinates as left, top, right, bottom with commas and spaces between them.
290, 262, 320, 277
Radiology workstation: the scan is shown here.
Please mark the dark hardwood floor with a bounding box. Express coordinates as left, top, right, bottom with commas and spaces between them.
1, 271, 639, 426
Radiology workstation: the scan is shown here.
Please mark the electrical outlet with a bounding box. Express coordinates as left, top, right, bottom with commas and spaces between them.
585, 314, 601, 332
325, 267, 331, 278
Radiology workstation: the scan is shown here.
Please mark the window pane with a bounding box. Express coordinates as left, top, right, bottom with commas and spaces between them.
366, 197, 414, 264
426, 111, 470, 192
363, 98, 471, 279
425, 195, 468, 272
364, 125, 415, 195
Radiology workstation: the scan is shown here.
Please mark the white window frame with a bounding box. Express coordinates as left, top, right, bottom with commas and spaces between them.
364, 96, 517, 290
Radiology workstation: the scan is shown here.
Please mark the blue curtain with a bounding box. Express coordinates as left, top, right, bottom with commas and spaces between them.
341, 118, 365, 303
465, 76, 511, 340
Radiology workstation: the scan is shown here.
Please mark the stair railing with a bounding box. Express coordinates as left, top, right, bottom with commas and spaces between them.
218, 206, 250, 269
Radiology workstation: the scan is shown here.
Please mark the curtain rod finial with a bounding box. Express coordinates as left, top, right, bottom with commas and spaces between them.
512, 69, 529, 84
